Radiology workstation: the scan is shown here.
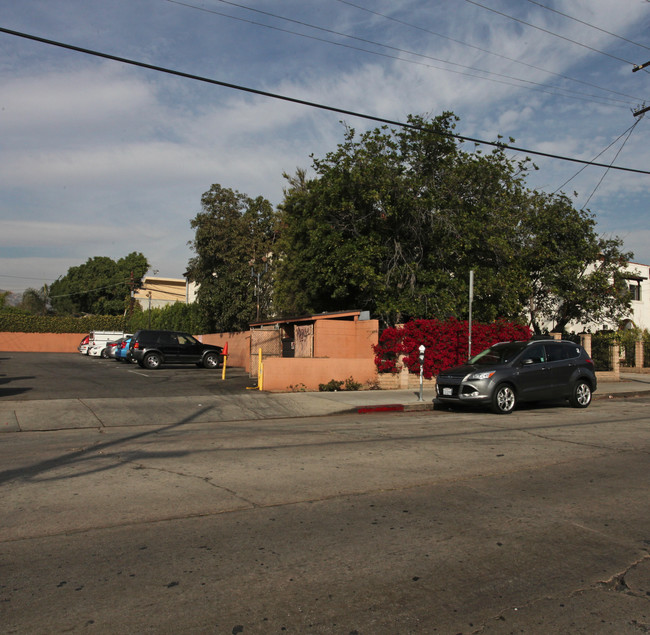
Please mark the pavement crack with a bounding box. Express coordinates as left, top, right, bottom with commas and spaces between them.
129, 462, 259, 507
77, 398, 105, 428
596, 553, 650, 599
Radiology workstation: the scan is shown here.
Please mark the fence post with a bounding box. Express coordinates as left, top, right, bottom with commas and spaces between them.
580, 333, 592, 358
610, 342, 620, 380
635, 338, 644, 369
398, 354, 410, 389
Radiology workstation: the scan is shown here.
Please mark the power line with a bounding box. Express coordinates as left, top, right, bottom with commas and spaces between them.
333, 0, 642, 102
464, 0, 636, 66
2, 25, 649, 176
553, 122, 640, 194
581, 118, 642, 210
525, 0, 650, 52
0, 274, 57, 281
49, 279, 131, 299
163, 0, 638, 107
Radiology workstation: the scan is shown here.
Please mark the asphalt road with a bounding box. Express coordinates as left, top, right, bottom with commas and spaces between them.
1, 391, 649, 634
0, 351, 254, 400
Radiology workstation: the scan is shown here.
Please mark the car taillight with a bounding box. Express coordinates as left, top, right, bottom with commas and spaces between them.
134, 342, 140, 349
120, 342, 127, 349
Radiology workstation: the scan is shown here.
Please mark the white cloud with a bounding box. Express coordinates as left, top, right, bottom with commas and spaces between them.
1, 0, 649, 296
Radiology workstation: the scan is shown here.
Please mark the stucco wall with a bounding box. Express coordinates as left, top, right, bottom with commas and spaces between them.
0, 332, 87, 353
262, 357, 378, 392
198, 332, 251, 372
313, 319, 378, 358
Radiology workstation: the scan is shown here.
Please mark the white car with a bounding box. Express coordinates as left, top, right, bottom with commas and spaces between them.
78, 334, 90, 355
87, 331, 126, 358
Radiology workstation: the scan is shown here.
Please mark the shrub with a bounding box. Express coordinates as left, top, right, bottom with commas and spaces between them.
374, 318, 532, 379
319, 379, 344, 392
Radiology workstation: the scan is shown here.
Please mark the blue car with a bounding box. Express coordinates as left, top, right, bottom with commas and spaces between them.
113, 336, 133, 362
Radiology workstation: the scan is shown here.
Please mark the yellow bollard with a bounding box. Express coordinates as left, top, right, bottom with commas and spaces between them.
258, 348, 263, 391
221, 342, 229, 380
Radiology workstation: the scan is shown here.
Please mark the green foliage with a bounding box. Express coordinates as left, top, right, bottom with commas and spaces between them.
523, 191, 633, 333
126, 302, 206, 334
344, 376, 362, 391
0, 313, 127, 334
1, 291, 12, 310
318, 379, 344, 391
49, 253, 149, 316
187, 184, 278, 332
19, 286, 50, 315
275, 113, 631, 331
318, 377, 362, 391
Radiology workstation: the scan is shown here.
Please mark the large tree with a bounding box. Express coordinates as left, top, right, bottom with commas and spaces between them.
276, 115, 532, 325
275, 113, 632, 330
19, 285, 50, 315
49, 253, 148, 315
521, 191, 633, 333
187, 184, 277, 332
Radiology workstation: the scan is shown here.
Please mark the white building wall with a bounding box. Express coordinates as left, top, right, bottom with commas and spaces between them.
565, 261, 650, 334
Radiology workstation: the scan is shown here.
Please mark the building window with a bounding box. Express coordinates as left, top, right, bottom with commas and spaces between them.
628, 281, 642, 301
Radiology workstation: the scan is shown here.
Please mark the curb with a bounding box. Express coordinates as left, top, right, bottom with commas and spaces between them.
356, 402, 435, 414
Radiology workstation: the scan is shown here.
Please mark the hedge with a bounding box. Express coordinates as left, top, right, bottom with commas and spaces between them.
0, 314, 128, 334
374, 318, 532, 379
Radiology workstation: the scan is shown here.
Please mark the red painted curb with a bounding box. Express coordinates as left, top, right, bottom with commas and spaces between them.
357, 404, 405, 414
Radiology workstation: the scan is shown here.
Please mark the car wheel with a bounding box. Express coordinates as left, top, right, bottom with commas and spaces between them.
491, 384, 516, 414
569, 380, 592, 408
143, 352, 162, 370
100, 348, 109, 359
203, 352, 220, 369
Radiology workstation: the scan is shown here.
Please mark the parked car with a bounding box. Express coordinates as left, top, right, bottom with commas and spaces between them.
435, 339, 597, 414
78, 334, 90, 355
87, 331, 126, 358
113, 336, 133, 362
127, 330, 223, 369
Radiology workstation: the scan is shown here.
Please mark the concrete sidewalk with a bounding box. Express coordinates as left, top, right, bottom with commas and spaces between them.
1, 373, 649, 433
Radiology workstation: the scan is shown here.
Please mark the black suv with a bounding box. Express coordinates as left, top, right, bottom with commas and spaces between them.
127, 330, 223, 370
435, 339, 597, 414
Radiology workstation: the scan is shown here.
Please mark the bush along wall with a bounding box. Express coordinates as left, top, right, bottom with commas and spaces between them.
374, 318, 532, 379
0, 314, 128, 334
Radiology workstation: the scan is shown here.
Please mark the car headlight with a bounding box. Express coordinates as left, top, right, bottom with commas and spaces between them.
467, 370, 496, 381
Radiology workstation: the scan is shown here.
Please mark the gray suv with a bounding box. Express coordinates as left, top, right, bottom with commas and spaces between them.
128, 329, 223, 370
435, 339, 597, 414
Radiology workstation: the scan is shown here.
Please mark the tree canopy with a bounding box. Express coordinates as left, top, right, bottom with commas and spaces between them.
49, 253, 149, 315
187, 184, 277, 332
274, 113, 632, 331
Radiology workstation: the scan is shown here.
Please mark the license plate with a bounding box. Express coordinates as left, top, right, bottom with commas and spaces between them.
443, 387, 453, 396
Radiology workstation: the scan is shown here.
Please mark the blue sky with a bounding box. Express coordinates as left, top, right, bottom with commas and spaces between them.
1, 0, 649, 294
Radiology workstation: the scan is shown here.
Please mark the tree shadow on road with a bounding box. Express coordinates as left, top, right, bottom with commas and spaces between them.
0, 405, 214, 485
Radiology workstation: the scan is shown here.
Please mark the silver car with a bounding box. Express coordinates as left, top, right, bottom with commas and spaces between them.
435, 339, 597, 414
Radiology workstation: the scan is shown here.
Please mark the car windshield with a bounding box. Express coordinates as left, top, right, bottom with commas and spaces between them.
469, 342, 526, 366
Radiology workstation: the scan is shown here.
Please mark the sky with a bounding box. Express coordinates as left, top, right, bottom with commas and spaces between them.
1, 0, 650, 295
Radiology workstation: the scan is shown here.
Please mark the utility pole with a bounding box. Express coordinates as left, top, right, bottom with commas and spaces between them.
632, 61, 649, 116
129, 271, 135, 317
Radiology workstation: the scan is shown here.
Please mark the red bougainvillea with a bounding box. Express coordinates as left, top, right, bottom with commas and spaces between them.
373, 318, 532, 379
